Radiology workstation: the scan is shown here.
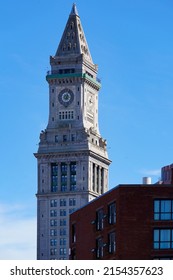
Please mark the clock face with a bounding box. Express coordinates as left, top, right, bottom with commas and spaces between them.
58, 88, 74, 107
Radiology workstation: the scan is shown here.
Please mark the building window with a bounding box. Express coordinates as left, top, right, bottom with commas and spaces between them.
60, 219, 66, 226
51, 163, 58, 192
50, 229, 57, 236
50, 210, 57, 217
60, 209, 66, 216
108, 232, 116, 254
60, 199, 66, 206
71, 134, 75, 141
71, 174, 76, 183
50, 219, 57, 227
108, 202, 116, 224
63, 135, 67, 142
50, 199, 57, 207
154, 229, 173, 249
70, 184, 77, 191
96, 238, 104, 259
50, 248, 57, 255
61, 175, 67, 183
96, 209, 104, 231
61, 185, 67, 192
50, 239, 57, 246
59, 110, 74, 120
60, 228, 66, 236
70, 162, 76, 172
55, 135, 58, 142
60, 238, 66, 246
154, 200, 173, 220
72, 223, 76, 243
60, 248, 67, 255
69, 198, 76, 206
61, 163, 67, 173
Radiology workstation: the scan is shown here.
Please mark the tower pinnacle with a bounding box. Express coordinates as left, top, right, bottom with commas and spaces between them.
55, 4, 93, 63
70, 3, 78, 16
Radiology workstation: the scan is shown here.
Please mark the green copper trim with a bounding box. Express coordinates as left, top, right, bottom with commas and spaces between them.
46, 72, 101, 88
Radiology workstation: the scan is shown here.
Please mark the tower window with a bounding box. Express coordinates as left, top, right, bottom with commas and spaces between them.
71, 134, 75, 141
63, 135, 67, 142
50, 199, 57, 207
60, 209, 66, 216
55, 135, 58, 142
60, 199, 66, 207
51, 164, 58, 192
59, 111, 74, 120
50, 229, 57, 236
69, 198, 76, 206
50, 239, 57, 246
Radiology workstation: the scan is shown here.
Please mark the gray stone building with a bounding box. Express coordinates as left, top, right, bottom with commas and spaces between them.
35, 4, 111, 260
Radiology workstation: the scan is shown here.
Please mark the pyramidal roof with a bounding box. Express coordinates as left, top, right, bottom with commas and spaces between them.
55, 4, 93, 63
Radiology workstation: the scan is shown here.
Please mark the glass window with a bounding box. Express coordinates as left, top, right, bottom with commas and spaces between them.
96, 209, 104, 231
70, 162, 76, 172
61, 175, 67, 183
60, 248, 67, 255
51, 164, 58, 192
50, 239, 57, 246
50, 199, 57, 207
72, 224, 76, 243
60, 228, 66, 236
108, 232, 116, 254
69, 198, 76, 206
70, 184, 77, 191
60, 199, 66, 206
63, 135, 67, 142
61, 163, 67, 173
154, 229, 173, 249
50, 229, 57, 236
60, 219, 66, 226
50, 219, 57, 226
50, 248, 57, 255
96, 238, 104, 258
108, 202, 116, 224
50, 210, 57, 217
60, 238, 66, 246
154, 200, 173, 220
60, 209, 66, 216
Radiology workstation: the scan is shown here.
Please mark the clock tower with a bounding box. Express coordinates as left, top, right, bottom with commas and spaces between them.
35, 4, 111, 260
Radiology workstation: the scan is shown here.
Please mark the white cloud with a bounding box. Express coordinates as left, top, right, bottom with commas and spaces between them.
0, 203, 36, 260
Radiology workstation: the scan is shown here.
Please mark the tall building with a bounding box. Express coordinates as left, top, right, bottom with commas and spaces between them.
34, 4, 111, 260
70, 184, 173, 260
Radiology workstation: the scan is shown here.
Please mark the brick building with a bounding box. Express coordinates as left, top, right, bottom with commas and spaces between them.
161, 164, 173, 184
70, 184, 173, 259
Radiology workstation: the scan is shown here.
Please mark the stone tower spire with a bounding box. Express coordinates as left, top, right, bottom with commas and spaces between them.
55, 3, 93, 63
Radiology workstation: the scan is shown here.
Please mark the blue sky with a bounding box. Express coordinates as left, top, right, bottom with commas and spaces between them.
0, 0, 173, 259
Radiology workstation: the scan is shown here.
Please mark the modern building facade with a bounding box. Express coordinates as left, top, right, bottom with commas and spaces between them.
34, 4, 111, 260
70, 184, 173, 259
